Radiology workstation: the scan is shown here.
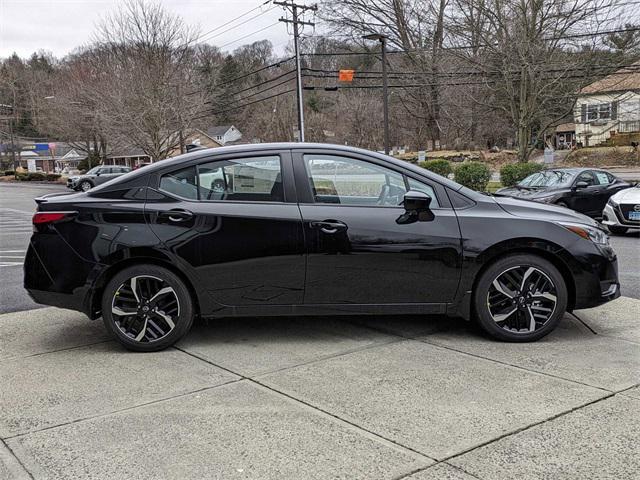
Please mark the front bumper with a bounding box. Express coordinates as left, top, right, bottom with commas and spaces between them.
602, 202, 640, 229
572, 243, 620, 310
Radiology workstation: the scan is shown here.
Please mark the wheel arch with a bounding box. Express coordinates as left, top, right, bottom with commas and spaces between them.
453, 238, 577, 320
86, 255, 203, 320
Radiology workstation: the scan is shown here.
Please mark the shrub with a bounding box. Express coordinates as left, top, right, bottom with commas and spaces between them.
454, 162, 491, 191
4, 170, 15, 176
45, 173, 61, 182
419, 159, 452, 178
16, 172, 47, 181
500, 162, 544, 187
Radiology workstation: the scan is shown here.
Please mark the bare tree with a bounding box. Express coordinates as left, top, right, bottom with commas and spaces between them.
449, 0, 628, 160
88, 0, 206, 160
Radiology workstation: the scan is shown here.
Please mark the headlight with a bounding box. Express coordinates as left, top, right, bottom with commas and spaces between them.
558, 222, 609, 245
607, 196, 619, 207
533, 193, 558, 203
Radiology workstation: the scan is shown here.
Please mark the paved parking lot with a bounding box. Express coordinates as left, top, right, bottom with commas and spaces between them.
1, 299, 638, 479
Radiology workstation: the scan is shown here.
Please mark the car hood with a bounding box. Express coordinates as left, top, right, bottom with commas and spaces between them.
491, 195, 598, 226
611, 186, 640, 203
494, 186, 560, 199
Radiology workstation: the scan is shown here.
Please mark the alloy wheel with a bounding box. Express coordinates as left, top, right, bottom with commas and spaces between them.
80, 181, 92, 191
111, 275, 180, 343
486, 265, 558, 333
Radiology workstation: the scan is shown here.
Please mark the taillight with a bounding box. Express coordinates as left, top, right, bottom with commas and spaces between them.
32, 211, 76, 225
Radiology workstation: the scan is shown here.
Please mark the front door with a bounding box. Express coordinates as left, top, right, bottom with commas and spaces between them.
570, 170, 601, 216
293, 150, 462, 305
145, 151, 306, 306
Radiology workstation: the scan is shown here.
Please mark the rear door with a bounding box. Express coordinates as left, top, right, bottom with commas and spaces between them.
292, 149, 462, 306
145, 150, 306, 307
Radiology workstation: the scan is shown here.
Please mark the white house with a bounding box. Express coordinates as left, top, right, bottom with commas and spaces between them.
206, 125, 242, 145
574, 61, 640, 147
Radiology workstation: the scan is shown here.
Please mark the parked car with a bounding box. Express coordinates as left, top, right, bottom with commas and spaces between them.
67, 165, 132, 191
495, 168, 630, 218
602, 185, 640, 234
26, 144, 619, 351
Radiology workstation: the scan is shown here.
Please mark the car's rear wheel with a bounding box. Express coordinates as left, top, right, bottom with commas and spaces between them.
608, 225, 628, 235
101, 265, 194, 352
473, 254, 567, 342
79, 180, 93, 192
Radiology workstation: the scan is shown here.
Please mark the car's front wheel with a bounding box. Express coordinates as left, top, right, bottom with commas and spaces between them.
473, 254, 567, 342
101, 265, 194, 352
79, 180, 93, 192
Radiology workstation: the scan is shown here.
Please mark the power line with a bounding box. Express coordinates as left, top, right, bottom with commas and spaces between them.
218, 21, 281, 50
199, 4, 278, 44
187, 0, 273, 47
301, 26, 640, 57
193, 88, 294, 119
207, 72, 296, 107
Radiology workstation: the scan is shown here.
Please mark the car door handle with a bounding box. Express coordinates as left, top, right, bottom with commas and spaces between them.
310, 220, 347, 234
159, 209, 193, 222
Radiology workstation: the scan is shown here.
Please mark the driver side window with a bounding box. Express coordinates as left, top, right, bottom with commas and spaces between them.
304, 154, 406, 206
576, 171, 597, 186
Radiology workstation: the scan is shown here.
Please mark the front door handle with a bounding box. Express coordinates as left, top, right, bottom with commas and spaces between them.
310, 220, 347, 234
159, 209, 194, 222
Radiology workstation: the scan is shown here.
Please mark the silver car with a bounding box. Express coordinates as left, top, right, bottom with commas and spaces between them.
67, 165, 131, 191
602, 185, 640, 234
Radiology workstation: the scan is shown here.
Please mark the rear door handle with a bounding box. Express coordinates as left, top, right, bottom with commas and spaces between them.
310, 220, 347, 234
159, 209, 193, 222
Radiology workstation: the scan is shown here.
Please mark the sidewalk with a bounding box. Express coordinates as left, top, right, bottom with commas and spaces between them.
1, 299, 638, 479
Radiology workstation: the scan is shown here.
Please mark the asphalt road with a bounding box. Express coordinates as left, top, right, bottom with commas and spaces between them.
1, 182, 638, 315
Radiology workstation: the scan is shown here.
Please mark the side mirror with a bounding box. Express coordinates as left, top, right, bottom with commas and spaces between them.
573, 181, 588, 190
403, 190, 432, 211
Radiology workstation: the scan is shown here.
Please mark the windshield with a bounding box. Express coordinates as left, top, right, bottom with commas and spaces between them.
518, 170, 574, 188
86, 166, 101, 174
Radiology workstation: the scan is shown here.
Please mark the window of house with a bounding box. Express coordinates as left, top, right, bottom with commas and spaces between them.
586, 103, 612, 122
599, 104, 611, 120
304, 154, 407, 206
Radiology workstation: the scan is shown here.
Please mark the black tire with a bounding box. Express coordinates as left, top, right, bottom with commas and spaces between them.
608, 225, 628, 235
101, 264, 194, 352
79, 180, 93, 192
473, 254, 567, 342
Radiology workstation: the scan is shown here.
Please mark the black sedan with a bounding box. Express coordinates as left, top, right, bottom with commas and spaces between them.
25, 144, 620, 351
495, 168, 630, 217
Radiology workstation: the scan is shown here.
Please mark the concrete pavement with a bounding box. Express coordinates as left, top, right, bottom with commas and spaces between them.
1, 301, 638, 479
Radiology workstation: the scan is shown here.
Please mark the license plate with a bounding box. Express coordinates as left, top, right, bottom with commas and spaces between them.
629, 211, 640, 221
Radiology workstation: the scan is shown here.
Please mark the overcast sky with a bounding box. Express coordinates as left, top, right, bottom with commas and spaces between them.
0, 0, 296, 59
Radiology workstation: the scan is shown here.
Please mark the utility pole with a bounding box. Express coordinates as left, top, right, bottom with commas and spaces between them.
275, 1, 317, 142
363, 33, 390, 154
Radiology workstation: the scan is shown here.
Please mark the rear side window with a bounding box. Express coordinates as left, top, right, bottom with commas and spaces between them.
594, 171, 613, 185
197, 156, 283, 202
159, 166, 198, 200
158, 156, 283, 202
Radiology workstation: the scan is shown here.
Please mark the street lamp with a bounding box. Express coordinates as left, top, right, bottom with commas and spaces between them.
362, 33, 390, 154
